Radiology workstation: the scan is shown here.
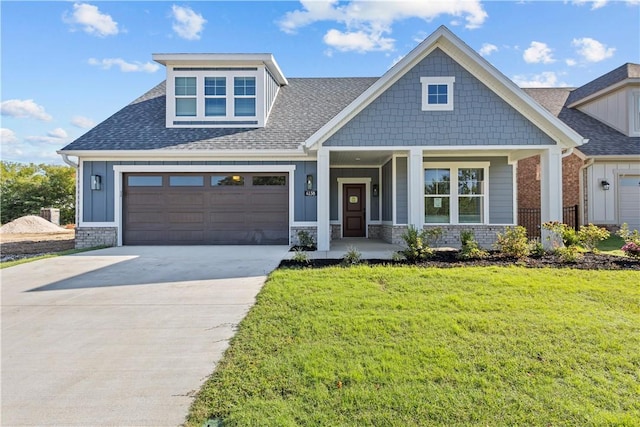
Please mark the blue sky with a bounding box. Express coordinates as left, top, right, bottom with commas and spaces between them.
1, 0, 639, 165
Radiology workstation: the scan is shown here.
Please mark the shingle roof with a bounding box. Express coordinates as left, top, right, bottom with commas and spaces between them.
566, 63, 640, 106
61, 77, 377, 151
525, 88, 640, 157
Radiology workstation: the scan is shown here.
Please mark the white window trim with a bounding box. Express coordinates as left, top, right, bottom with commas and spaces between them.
204, 76, 227, 117
420, 76, 455, 111
423, 161, 490, 225
167, 68, 264, 127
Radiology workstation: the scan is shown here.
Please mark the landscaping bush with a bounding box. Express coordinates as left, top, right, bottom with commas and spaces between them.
399, 225, 434, 263
342, 246, 363, 266
458, 230, 488, 260
296, 230, 316, 250
617, 223, 640, 259
495, 226, 530, 258
577, 224, 610, 252
291, 248, 310, 265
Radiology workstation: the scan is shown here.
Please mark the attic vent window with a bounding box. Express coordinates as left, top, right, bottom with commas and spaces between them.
420, 77, 455, 111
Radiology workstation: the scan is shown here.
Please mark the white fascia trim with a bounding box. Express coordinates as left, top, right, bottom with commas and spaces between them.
79, 222, 118, 227
590, 155, 640, 161
304, 26, 585, 150
112, 164, 297, 246
337, 177, 372, 238
567, 79, 640, 108
58, 148, 307, 159
153, 53, 288, 85
324, 145, 560, 152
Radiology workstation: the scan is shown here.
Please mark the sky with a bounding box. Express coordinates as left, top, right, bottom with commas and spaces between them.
1, 0, 639, 165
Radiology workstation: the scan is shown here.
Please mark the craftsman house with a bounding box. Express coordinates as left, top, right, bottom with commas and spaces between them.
59, 26, 588, 250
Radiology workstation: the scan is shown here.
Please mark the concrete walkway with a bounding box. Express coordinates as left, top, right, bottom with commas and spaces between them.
1, 246, 289, 427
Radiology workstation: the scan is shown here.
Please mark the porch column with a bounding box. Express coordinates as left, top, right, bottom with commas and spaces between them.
540, 146, 563, 248
317, 148, 331, 251
408, 148, 424, 228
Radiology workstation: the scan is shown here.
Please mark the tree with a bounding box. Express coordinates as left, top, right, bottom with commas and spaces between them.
1, 161, 76, 225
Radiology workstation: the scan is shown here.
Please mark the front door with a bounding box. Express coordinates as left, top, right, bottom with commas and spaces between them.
343, 184, 366, 237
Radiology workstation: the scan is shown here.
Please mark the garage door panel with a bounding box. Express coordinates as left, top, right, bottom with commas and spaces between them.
619, 175, 640, 231
124, 172, 288, 245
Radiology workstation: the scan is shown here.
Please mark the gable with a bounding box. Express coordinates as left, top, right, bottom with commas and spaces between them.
324, 48, 556, 147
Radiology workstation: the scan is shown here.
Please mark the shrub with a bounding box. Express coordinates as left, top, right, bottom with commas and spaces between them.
342, 246, 363, 266
543, 221, 580, 248
554, 245, 582, 263
458, 230, 488, 260
399, 225, 434, 263
529, 239, 546, 257
291, 248, 310, 265
617, 223, 640, 259
577, 224, 610, 252
495, 226, 530, 258
296, 230, 316, 250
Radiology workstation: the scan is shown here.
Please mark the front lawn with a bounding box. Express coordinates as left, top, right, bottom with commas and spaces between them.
188, 266, 639, 426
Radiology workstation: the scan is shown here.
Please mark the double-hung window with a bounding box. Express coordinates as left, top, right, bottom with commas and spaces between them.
205, 77, 226, 116
175, 77, 197, 116
424, 163, 488, 224
234, 77, 256, 116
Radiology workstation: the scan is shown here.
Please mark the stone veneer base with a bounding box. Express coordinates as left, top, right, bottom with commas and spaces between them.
75, 227, 118, 249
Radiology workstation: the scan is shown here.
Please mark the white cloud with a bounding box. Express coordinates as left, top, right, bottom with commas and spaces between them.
278, 0, 487, 53
88, 57, 160, 73
523, 41, 555, 64
479, 43, 498, 57
1, 128, 19, 144
572, 0, 609, 9
171, 5, 206, 40
71, 115, 95, 129
47, 128, 68, 139
1, 99, 52, 121
25, 135, 67, 144
323, 29, 394, 53
513, 72, 569, 88
566, 58, 578, 66
571, 37, 615, 62
64, 3, 119, 37
390, 54, 405, 68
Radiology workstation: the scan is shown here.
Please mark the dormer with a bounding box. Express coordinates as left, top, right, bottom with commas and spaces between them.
153, 53, 288, 128
567, 63, 640, 137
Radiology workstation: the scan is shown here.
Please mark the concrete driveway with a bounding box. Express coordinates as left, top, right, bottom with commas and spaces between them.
1, 246, 289, 426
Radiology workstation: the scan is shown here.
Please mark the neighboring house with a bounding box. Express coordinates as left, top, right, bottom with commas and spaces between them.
59, 26, 587, 251
519, 63, 640, 234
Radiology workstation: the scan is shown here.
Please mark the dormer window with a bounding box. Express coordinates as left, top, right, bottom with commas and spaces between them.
153, 53, 288, 129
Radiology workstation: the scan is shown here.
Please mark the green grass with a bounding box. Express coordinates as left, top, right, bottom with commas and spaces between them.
187, 266, 640, 426
597, 234, 626, 256
0, 247, 105, 269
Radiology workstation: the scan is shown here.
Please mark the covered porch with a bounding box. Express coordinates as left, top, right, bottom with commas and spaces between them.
314, 146, 564, 251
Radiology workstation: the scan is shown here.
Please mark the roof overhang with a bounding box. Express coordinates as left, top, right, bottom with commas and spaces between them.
152, 53, 288, 85
57, 147, 307, 160
304, 26, 586, 151
567, 78, 640, 108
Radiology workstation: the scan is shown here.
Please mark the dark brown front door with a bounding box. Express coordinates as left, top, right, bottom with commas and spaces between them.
343, 184, 365, 237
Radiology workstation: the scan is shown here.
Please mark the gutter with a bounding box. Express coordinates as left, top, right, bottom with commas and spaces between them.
59, 153, 79, 168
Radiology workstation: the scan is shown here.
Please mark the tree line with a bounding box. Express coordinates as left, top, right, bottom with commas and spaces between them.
1, 161, 76, 226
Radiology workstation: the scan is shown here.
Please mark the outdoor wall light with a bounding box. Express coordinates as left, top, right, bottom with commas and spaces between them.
372, 184, 379, 197
90, 175, 102, 191
601, 179, 610, 191
306, 174, 314, 190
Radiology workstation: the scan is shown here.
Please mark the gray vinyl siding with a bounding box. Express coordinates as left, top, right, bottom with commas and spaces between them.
423, 156, 513, 224
329, 168, 380, 221
81, 160, 317, 223
382, 160, 392, 221
324, 48, 556, 147
265, 70, 280, 117
395, 157, 408, 224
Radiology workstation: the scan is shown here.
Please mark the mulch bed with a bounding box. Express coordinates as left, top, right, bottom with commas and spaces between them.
280, 251, 640, 271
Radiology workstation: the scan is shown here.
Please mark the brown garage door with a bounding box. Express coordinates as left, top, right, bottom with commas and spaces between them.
123, 172, 288, 245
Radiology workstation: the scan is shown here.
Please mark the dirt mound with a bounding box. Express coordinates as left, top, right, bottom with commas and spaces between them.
0, 215, 66, 234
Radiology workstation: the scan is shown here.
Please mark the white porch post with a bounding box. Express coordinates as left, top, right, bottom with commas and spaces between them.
408, 148, 424, 228
316, 148, 331, 251
540, 146, 563, 248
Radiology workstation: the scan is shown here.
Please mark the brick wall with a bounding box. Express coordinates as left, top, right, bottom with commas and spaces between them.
517, 153, 584, 210
75, 227, 117, 249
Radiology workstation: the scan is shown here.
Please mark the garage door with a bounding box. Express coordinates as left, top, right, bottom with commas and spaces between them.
619, 175, 640, 231
123, 172, 289, 245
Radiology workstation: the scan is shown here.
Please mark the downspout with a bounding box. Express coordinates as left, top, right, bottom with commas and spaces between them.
561, 147, 573, 158
578, 158, 595, 226
59, 153, 80, 226
60, 153, 78, 168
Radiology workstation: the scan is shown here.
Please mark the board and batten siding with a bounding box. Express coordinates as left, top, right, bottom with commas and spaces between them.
587, 162, 640, 224
81, 160, 317, 223
395, 157, 408, 224
578, 88, 630, 136
382, 160, 393, 221
265, 69, 280, 117
323, 48, 556, 147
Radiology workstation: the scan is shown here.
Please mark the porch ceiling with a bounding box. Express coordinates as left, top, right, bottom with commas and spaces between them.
330, 150, 393, 166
